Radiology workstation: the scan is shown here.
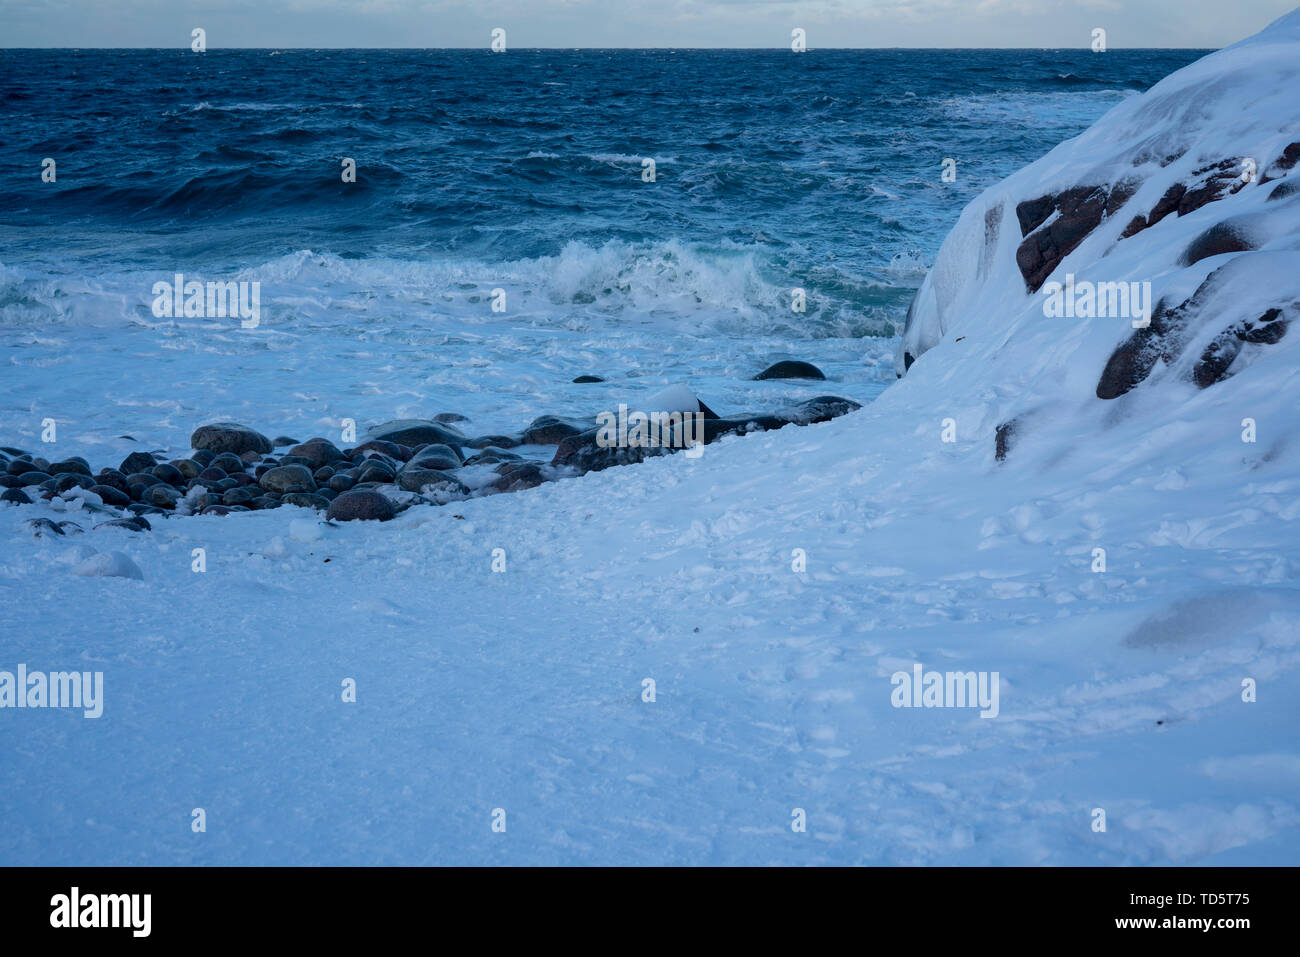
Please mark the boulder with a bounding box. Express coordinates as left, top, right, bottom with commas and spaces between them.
190, 422, 272, 456
258, 465, 317, 494
754, 360, 826, 381
365, 419, 465, 450
326, 489, 396, 522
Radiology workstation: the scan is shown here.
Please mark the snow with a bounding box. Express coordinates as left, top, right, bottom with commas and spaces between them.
3, 13, 1300, 865
70, 550, 145, 581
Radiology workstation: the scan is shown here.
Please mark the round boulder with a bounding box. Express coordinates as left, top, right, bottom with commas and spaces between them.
190, 422, 273, 456
326, 489, 396, 522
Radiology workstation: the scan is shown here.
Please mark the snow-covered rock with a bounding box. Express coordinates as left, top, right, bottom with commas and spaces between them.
898, 8, 1300, 422
72, 550, 144, 580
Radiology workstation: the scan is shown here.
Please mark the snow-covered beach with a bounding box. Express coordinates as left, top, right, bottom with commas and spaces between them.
3, 12, 1300, 865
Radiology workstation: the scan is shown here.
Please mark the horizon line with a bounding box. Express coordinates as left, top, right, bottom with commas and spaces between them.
2, 45, 1218, 52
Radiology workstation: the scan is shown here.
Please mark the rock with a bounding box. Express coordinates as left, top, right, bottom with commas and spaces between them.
190, 449, 216, 468
326, 489, 396, 522
146, 484, 182, 509
777, 395, 863, 425
396, 469, 470, 494
288, 438, 346, 469
53, 474, 95, 493
89, 484, 131, 507
365, 419, 466, 450
1181, 221, 1255, 265
198, 467, 228, 482
754, 360, 826, 381
48, 458, 92, 476
170, 458, 201, 480
1095, 259, 1288, 399
1267, 178, 1300, 201
17, 471, 52, 487
1, 488, 32, 505
5, 458, 41, 476
258, 465, 317, 494
434, 412, 470, 423
521, 415, 587, 445
328, 473, 356, 493
96, 516, 151, 532
644, 384, 721, 420
403, 444, 462, 472
221, 487, 256, 506
464, 447, 522, 466
119, 451, 157, 474
1193, 307, 1288, 388
190, 422, 272, 456
210, 452, 246, 475
281, 492, 330, 510
552, 429, 668, 474
272, 436, 299, 448
487, 463, 552, 492
350, 439, 410, 461
356, 460, 397, 484
1259, 141, 1300, 183
572, 375, 605, 383
25, 517, 66, 537
995, 421, 1016, 462
73, 550, 144, 580
151, 463, 184, 486
1014, 182, 1136, 292
94, 471, 130, 496
466, 434, 521, 450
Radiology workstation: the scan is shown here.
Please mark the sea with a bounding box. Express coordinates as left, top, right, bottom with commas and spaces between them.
0, 48, 1206, 458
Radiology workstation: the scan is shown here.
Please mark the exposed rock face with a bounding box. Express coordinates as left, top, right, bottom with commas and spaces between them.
1259, 141, 1300, 183
995, 421, 1016, 462
1181, 220, 1255, 265
1014, 182, 1136, 292
1096, 256, 1293, 399
190, 422, 272, 456
1192, 307, 1288, 388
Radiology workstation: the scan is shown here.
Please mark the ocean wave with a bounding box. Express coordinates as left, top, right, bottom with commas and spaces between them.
0, 242, 905, 341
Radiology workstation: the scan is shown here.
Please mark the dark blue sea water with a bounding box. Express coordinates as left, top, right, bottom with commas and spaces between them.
0, 49, 1207, 450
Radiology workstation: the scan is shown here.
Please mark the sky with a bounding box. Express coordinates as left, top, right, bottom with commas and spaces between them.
1, 0, 1295, 48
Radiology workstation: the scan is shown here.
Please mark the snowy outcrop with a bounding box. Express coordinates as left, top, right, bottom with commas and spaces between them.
898, 9, 1300, 415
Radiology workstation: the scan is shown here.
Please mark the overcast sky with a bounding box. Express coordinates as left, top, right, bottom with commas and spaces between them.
3, 0, 1295, 48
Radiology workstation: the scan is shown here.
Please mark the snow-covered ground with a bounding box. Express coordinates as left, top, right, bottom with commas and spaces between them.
3, 14, 1300, 865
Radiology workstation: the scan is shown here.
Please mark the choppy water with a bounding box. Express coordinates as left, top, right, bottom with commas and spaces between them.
0, 48, 1205, 457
